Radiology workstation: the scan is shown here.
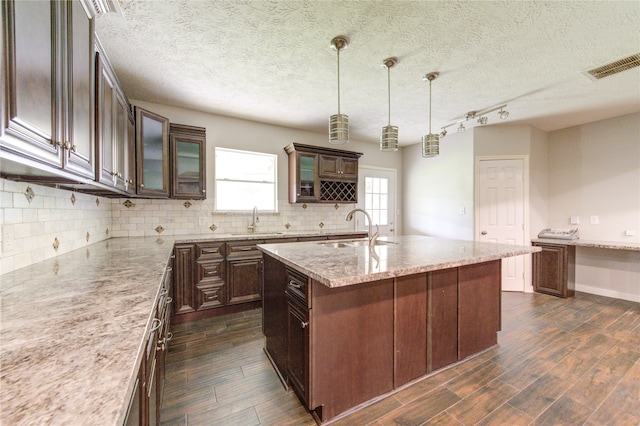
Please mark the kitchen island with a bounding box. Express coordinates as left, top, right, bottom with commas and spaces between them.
259, 235, 541, 423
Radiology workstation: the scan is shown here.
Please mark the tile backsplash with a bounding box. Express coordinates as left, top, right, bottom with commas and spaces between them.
1, 178, 358, 274
0, 179, 112, 274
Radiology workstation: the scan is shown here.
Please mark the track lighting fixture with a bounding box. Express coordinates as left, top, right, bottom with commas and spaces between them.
380, 57, 399, 152
421, 72, 439, 158
440, 104, 509, 137
329, 36, 349, 145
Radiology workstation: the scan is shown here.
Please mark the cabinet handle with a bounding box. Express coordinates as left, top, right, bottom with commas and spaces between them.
117, 172, 122, 178
301, 321, 308, 329
160, 288, 168, 297
288, 280, 302, 289
71, 144, 77, 152
150, 318, 162, 333
165, 297, 173, 305
140, 183, 145, 188
481, 231, 487, 235
166, 267, 173, 272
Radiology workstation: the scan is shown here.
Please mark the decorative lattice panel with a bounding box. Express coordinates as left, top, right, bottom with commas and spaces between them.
319, 181, 357, 202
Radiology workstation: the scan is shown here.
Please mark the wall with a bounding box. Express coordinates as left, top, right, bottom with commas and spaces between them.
112, 101, 404, 238
402, 130, 475, 240
0, 179, 112, 274
547, 113, 640, 301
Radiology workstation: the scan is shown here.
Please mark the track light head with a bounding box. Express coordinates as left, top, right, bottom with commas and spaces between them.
477, 116, 488, 125
498, 108, 509, 120
458, 123, 465, 133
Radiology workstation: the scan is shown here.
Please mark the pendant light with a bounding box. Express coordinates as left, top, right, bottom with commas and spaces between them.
329, 36, 349, 145
380, 57, 399, 152
422, 72, 439, 158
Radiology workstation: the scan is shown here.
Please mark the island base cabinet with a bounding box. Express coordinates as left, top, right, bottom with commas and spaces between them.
262, 254, 503, 424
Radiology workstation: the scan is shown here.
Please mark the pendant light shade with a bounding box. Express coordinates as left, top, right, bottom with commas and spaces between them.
329, 36, 349, 145
380, 57, 398, 152
422, 72, 439, 158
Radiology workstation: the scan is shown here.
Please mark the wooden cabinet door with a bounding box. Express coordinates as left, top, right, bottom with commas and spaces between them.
318, 154, 340, 178
95, 49, 116, 185
339, 157, 358, 179
124, 373, 141, 426
427, 268, 459, 372
169, 124, 206, 199
64, 0, 95, 179
286, 299, 310, 407
172, 244, 196, 316
1, 1, 63, 166
136, 106, 169, 197
458, 260, 501, 361
227, 257, 263, 305
1, 1, 96, 178
533, 243, 574, 297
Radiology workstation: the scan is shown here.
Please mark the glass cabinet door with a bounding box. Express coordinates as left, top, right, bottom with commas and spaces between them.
170, 124, 206, 199
296, 153, 317, 201
135, 106, 169, 197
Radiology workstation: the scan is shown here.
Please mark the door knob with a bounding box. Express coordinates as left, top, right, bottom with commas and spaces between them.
481, 231, 487, 235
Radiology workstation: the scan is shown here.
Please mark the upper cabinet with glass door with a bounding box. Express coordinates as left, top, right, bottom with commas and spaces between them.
169, 124, 206, 199
135, 106, 169, 197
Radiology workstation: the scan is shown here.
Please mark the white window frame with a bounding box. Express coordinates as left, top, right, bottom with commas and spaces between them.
214, 147, 278, 212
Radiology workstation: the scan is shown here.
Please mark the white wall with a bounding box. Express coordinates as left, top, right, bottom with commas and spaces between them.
547, 113, 640, 241
402, 131, 475, 240
547, 113, 640, 301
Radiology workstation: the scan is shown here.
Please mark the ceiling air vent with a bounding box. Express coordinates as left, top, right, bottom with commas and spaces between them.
582, 53, 640, 81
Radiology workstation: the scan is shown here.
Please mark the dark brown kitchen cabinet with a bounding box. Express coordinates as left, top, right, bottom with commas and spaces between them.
532, 242, 575, 298
286, 298, 310, 406
95, 37, 133, 192
226, 241, 263, 305
172, 244, 197, 316
169, 124, 206, 199
195, 242, 226, 311
318, 154, 357, 180
126, 259, 172, 426
1, 0, 96, 180
284, 143, 362, 204
135, 106, 170, 197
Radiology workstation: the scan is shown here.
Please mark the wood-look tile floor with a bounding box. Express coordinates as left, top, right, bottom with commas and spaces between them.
160, 292, 640, 426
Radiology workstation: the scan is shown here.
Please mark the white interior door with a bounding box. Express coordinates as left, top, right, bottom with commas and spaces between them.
357, 166, 396, 237
478, 158, 526, 292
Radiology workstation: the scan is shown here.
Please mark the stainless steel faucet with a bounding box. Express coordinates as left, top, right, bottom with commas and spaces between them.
248, 206, 259, 233
345, 208, 379, 247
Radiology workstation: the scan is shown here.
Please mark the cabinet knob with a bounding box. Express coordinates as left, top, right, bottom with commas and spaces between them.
202, 189, 206, 193
301, 321, 308, 329
481, 231, 487, 235
140, 183, 145, 188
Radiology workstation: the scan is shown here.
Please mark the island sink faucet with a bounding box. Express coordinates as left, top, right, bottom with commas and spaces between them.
248, 206, 259, 233
345, 208, 379, 247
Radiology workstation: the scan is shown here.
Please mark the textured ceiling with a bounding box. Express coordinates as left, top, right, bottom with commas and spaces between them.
95, 0, 640, 146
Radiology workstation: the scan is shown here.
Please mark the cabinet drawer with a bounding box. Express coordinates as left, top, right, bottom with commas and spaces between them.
285, 268, 309, 308
226, 241, 263, 258
196, 242, 224, 259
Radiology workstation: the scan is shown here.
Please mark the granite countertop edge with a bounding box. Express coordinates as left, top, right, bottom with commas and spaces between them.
531, 238, 640, 251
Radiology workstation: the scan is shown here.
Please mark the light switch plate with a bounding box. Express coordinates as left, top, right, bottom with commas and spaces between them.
570, 216, 579, 225
590, 216, 599, 224
625, 230, 636, 236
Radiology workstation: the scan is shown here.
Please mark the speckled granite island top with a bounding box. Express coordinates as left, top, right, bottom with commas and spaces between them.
258, 235, 541, 288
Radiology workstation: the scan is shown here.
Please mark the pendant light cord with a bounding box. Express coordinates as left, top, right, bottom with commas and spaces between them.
387, 66, 391, 126
337, 48, 341, 115
429, 78, 432, 133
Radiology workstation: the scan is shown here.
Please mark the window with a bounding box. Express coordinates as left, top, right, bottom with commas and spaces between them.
215, 148, 277, 211
364, 177, 389, 225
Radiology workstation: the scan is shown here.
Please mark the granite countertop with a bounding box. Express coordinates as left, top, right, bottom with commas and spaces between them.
531, 238, 640, 251
0, 230, 364, 425
258, 235, 541, 288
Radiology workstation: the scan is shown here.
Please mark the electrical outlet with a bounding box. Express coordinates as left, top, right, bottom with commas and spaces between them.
460, 207, 466, 215
198, 217, 207, 226
590, 216, 599, 225
625, 230, 636, 236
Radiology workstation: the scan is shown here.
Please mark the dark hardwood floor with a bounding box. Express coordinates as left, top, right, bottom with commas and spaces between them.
160, 292, 640, 425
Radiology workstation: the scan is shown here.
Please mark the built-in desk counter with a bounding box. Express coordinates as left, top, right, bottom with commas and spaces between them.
531, 238, 640, 299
